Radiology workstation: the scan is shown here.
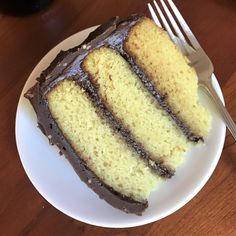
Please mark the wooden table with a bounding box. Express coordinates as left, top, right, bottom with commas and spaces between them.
1, 0, 236, 235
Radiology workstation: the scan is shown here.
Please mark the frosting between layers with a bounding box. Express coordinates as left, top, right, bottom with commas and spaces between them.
73, 74, 174, 177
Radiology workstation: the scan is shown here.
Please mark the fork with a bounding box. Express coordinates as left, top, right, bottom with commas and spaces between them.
148, 0, 236, 141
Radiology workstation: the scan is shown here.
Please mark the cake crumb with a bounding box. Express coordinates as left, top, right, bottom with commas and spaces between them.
82, 44, 91, 50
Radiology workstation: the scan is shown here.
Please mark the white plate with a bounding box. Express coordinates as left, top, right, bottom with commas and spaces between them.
15, 26, 226, 228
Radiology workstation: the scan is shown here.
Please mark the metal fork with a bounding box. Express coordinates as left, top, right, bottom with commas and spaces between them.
148, 0, 236, 140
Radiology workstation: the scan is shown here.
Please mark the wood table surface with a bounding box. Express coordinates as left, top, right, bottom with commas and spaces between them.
1, 0, 236, 235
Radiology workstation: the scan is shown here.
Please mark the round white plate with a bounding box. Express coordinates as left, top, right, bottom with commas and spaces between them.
15, 26, 226, 228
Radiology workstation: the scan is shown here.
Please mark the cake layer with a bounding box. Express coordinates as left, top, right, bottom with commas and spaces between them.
124, 18, 211, 138
83, 47, 188, 169
47, 79, 160, 202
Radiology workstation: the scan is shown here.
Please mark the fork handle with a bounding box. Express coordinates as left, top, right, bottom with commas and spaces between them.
202, 75, 236, 141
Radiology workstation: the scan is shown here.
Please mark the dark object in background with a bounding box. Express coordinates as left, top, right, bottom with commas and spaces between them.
0, 0, 53, 16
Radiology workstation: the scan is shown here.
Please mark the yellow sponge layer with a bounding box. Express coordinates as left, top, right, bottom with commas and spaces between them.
47, 79, 159, 202
125, 18, 211, 137
83, 47, 189, 169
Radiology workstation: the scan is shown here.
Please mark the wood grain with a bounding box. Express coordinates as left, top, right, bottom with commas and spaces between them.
0, 0, 235, 235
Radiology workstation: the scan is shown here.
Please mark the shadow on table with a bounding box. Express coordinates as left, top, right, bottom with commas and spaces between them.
0, 0, 53, 16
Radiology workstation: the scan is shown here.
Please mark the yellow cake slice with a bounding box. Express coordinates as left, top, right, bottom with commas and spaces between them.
25, 15, 211, 215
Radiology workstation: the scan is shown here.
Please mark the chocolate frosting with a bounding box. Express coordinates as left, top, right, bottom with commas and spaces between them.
25, 14, 202, 214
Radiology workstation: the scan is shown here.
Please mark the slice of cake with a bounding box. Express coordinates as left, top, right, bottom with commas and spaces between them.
25, 15, 211, 215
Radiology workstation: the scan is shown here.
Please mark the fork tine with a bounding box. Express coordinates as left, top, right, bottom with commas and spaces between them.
153, 1, 175, 42
148, 3, 162, 28
160, 0, 192, 54
153, 0, 186, 53
167, 0, 201, 49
